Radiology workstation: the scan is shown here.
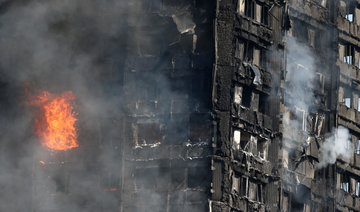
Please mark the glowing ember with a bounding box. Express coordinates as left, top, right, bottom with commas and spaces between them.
29, 90, 78, 150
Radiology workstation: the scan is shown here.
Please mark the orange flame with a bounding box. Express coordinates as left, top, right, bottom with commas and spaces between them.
29, 90, 78, 151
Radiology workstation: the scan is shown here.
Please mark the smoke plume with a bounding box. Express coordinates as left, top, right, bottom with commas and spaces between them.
282, 36, 316, 143
317, 126, 354, 168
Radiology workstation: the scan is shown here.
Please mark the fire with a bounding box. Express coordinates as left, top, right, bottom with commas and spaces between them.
29, 90, 78, 151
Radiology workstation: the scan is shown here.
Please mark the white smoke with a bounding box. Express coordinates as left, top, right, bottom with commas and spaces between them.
282, 36, 316, 144
317, 126, 354, 168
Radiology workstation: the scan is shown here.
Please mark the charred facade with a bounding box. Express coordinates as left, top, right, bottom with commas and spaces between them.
212, 0, 360, 211
1, 0, 360, 212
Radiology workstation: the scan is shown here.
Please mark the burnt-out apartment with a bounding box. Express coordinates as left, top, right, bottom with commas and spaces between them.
1, 0, 360, 212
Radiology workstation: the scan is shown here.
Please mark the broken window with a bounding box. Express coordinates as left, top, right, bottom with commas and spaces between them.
137, 122, 162, 145
248, 180, 262, 202
231, 175, 247, 196
234, 86, 243, 104
257, 138, 268, 160
239, 177, 247, 196
244, 42, 254, 62
189, 113, 211, 142
340, 173, 350, 192
241, 86, 252, 108
241, 130, 250, 150
241, 41, 265, 67
259, 93, 270, 114
249, 135, 258, 155
315, 72, 325, 93
356, 181, 360, 196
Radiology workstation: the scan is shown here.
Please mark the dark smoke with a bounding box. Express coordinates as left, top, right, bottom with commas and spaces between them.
0, 1, 206, 211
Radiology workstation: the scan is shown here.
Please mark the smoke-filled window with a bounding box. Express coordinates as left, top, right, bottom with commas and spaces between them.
101, 172, 120, 191
189, 113, 211, 143
141, 0, 162, 12
307, 28, 315, 48
282, 192, 290, 212
233, 130, 241, 150
235, 40, 245, 59
257, 137, 268, 160
136, 122, 162, 145
231, 174, 240, 193
188, 166, 210, 188
234, 86, 243, 104
315, 72, 325, 93
356, 140, 360, 154
248, 180, 262, 202
294, 108, 307, 131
